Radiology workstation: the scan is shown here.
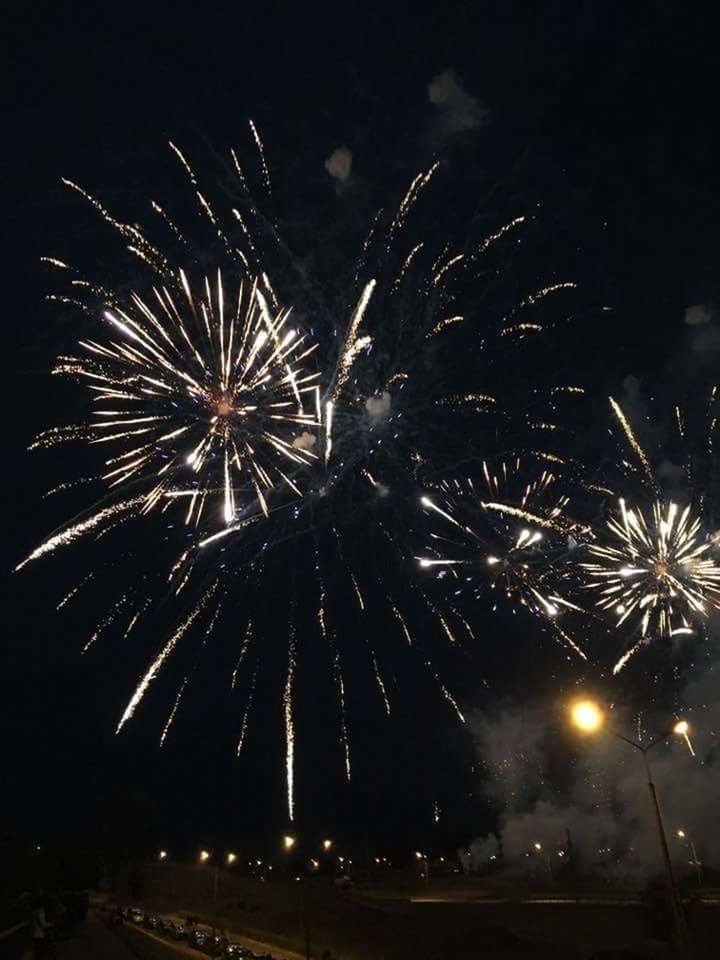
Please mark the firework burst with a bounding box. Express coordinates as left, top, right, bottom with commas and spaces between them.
583, 389, 720, 673
39, 267, 320, 526
18, 132, 587, 819
418, 459, 590, 659
582, 499, 720, 661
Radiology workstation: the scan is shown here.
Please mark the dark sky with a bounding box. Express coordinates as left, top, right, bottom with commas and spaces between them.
2, 2, 717, 860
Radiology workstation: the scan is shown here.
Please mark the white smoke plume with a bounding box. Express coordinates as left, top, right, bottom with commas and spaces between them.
365, 391, 392, 423
324, 146, 353, 186
427, 69, 489, 133
463, 641, 720, 884
292, 431, 317, 451
684, 304, 712, 326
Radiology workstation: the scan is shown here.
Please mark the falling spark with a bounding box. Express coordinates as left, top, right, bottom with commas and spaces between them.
116, 584, 217, 732
160, 679, 188, 747
16, 499, 143, 569
284, 621, 296, 822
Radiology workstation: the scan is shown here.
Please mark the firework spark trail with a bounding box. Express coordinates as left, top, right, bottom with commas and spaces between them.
116, 582, 218, 732
83, 592, 131, 652
160, 679, 188, 747
231, 621, 254, 690
16, 499, 143, 569
329, 279, 377, 405
236, 664, 258, 757
248, 119, 272, 198
284, 620, 296, 822
56, 573, 94, 610
433, 667, 466, 724
314, 546, 351, 779
156, 600, 224, 746
332, 642, 352, 780
609, 397, 656, 488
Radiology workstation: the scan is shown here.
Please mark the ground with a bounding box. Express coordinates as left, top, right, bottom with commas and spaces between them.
109, 864, 720, 960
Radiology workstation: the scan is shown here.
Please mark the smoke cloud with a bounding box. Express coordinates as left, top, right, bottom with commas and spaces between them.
365, 391, 392, 423
324, 146, 353, 187
462, 640, 720, 883
427, 69, 489, 134
292, 431, 317, 451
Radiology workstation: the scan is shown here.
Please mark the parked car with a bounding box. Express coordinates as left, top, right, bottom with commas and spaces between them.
144, 913, 161, 930
224, 945, 254, 959
170, 922, 188, 940
130, 907, 144, 924
189, 928, 211, 949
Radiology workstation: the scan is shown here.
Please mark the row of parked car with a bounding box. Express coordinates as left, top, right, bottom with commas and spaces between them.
114, 905, 281, 959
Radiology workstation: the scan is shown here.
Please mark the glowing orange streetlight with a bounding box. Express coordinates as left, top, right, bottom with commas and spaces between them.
569, 699, 690, 949
570, 699, 604, 733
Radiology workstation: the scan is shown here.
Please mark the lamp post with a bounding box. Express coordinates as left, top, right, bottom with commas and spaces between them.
676, 830, 702, 887
570, 700, 690, 953
199, 850, 219, 939
282, 835, 309, 960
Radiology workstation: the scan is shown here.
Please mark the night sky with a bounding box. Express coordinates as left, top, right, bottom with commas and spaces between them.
3, 2, 717, 861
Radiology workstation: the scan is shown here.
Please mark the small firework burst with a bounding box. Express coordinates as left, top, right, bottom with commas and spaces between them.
585, 388, 720, 673
418, 458, 589, 659
582, 499, 720, 671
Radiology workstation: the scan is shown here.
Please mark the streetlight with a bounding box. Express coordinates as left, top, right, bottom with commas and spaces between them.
322, 838, 333, 852
531, 842, 552, 880
226, 852, 237, 866
415, 851, 430, 884
569, 699, 691, 951
283, 834, 296, 852
571, 699, 604, 733
158, 850, 168, 861
199, 849, 211, 863
673, 720, 696, 757
676, 829, 702, 887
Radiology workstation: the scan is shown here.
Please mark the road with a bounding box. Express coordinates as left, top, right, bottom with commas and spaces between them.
3, 912, 136, 960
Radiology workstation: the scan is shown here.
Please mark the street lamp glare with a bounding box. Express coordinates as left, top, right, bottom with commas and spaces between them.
158, 850, 168, 861
199, 849, 211, 863
571, 699, 604, 733
322, 839, 333, 851
227, 852, 237, 865
677, 829, 686, 839
533, 842, 542, 851
673, 720, 689, 736
283, 834, 296, 851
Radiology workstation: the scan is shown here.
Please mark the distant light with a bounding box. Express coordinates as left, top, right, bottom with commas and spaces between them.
158, 850, 168, 861
226, 852, 237, 865
533, 842, 542, 852
199, 850, 211, 863
415, 851, 424, 860
673, 720, 689, 736
283, 835, 296, 851
677, 829, 686, 839
322, 839, 333, 851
